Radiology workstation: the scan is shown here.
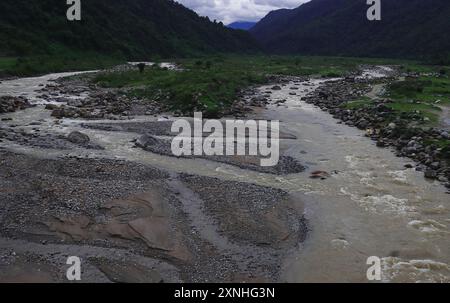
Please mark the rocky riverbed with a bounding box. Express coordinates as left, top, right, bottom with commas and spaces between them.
0, 96, 33, 114
1, 64, 449, 283
0, 149, 305, 283
0, 66, 308, 283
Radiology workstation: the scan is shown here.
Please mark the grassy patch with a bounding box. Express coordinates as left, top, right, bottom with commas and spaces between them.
342, 97, 372, 109
386, 74, 450, 126
389, 101, 441, 124
388, 77, 450, 104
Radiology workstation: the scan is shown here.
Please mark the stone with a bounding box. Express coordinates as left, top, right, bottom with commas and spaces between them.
67, 131, 90, 144
424, 170, 438, 179
376, 140, 387, 148
0, 96, 31, 113
388, 123, 397, 129
440, 131, 449, 139
135, 135, 158, 148
430, 162, 441, 170
310, 171, 330, 180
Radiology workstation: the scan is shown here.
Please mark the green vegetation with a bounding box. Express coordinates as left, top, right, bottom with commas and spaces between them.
388, 77, 450, 105
385, 73, 450, 125
0, 57, 16, 70
0, 0, 258, 60
389, 102, 441, 124
93, 55, 450, 118
0, 53, 123, 77
342, 97, 372, 109
92, 55, 399, 117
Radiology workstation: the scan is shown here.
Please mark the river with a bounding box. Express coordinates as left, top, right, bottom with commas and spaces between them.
0, 68, 449, 282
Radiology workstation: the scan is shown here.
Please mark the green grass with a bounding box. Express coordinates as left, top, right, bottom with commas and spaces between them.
388, 77, 450, 104
385, 73, 450, 126
342, 97, 372, 109
389, 101, 442, 124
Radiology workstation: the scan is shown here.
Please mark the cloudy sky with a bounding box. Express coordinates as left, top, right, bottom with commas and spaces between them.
177, 0, 309, 24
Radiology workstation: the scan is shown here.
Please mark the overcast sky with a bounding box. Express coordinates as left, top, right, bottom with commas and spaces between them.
176, 0, 309, 24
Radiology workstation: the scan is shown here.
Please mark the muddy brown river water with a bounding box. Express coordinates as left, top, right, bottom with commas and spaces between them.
1, 68, 449, 282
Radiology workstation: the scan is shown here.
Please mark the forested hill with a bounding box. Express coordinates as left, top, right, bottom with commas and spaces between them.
0, 0, 259, 59
250, 0, 450, 61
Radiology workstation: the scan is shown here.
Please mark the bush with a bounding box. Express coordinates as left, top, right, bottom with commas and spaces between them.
388, 79, 432, 97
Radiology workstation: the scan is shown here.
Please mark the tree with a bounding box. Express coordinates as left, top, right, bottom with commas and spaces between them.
137, 63, 146, 73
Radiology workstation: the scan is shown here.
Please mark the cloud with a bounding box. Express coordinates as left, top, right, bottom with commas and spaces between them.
176, 0, 309, 24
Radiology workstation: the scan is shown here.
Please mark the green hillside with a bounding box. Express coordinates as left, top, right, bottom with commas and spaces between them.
0, 0, 259, 58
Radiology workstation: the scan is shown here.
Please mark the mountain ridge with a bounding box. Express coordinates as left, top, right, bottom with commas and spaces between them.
250, 0, 450, 60
0, 0, 259, 59
227, 21, 256, 31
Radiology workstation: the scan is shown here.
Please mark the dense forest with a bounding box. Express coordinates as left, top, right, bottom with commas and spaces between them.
0, 0, 259, 59
250, 0, 450, 62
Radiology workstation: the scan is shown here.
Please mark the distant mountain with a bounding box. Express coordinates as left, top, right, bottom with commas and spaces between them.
228, 21, 256, 31
250, 0, 450, 60
0, 0, 259, 58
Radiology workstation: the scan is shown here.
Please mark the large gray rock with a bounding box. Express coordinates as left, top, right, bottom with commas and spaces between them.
136, 134, 159, 148
440, 131, 449, 139
67, 131, 90, 144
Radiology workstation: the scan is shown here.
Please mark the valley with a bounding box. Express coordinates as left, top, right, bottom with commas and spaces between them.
1, 58, 449, 282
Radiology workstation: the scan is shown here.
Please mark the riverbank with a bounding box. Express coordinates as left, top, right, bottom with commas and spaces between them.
301, 72, 450, 188
1, 61, 449, 282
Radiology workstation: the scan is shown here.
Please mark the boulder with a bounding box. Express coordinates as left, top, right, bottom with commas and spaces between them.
136, 134, 158, 148
424, 170, 438, 179
67, 131, 90, 144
